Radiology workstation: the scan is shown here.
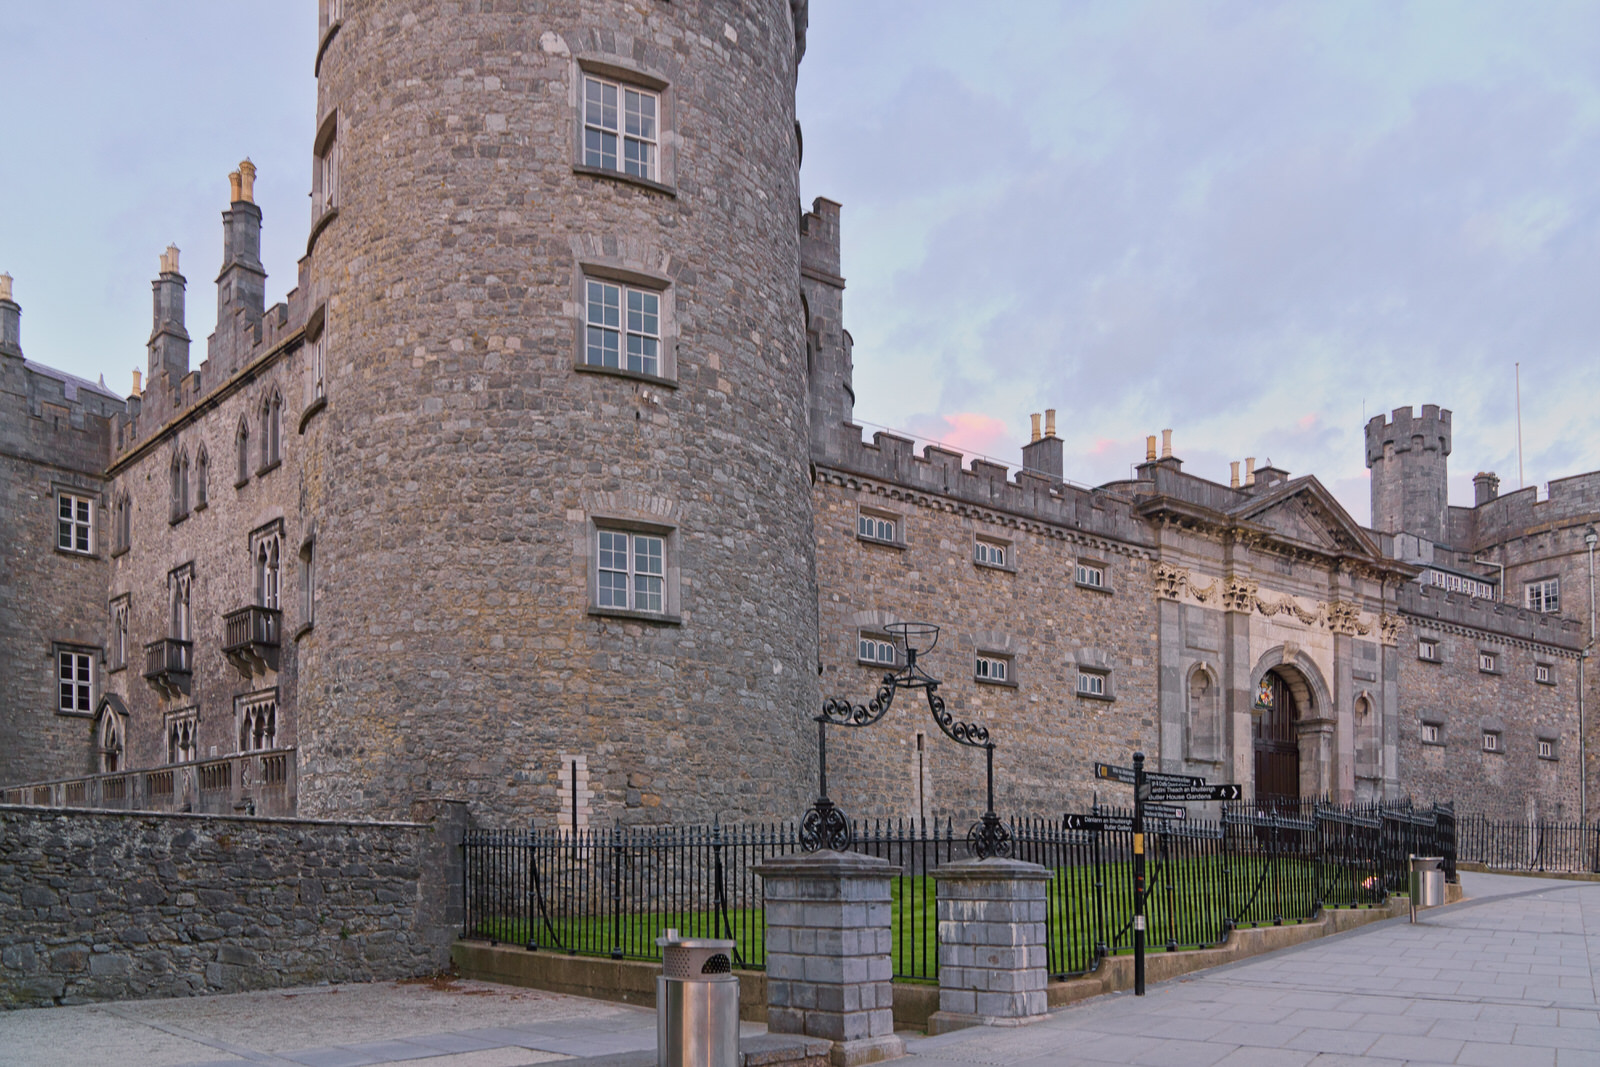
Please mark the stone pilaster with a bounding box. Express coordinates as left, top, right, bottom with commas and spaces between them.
754, 851, 904, 1067
926, 857, 1050, 1035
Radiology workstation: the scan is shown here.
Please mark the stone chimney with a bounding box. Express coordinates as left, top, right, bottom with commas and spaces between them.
218, 160, 267, 329
0, 272, 20, 357
1473, 471, 1500, 507
1160, 429, 1173, 459
1230, 460, 1240, 489
1021, 407, 1063, 481
1146, 435, 1157, 462
148, 245, 191, 384
1244, 457, 1256, 487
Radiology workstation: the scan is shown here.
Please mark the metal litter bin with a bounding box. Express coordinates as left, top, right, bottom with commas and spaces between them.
1409, 855, 1445, 922
656, 929, 739, 1067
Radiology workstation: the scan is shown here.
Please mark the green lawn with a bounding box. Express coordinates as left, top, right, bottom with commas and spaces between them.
466, 856, 1387, 980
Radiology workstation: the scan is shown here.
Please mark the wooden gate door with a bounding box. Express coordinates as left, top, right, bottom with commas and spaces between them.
1253, 670, 1300, 805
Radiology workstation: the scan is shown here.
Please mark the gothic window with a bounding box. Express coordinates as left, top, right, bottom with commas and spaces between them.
583, 75, 658, 181
857, 509, 900, 545
256, 536, 281, 610
110, 493, 130, 555
194, 446, 208, 509
1076, 668, 1111, 699
237, 690, 278, 753
170, 448, 189, 522
167, 708, 198, 764
974, 537, 1010, 569
857, 633, 896, 666
96, 703, 125, 774
975, 653, 1012, 685
57, 490, 93, 553
1075, 561, 1107, 590
169, 566, 193, 642
109, 596, 130, 672
259, 390, 283, 471
236, 417, 250, 485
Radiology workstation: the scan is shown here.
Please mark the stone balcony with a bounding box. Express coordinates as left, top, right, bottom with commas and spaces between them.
143, 638, 192, 698
223, 605, 281, 677
0, 748, 296, 817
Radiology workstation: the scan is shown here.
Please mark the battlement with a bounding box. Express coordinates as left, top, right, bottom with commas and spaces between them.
0, 357, 123, 473
1365, 404, 1452, 467
814, 423, 1154, 548
800, 196, 842, 283
1399, 581, 1584, 652
1457, 470, 1600, 550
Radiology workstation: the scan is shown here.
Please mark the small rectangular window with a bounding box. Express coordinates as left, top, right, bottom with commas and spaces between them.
585, 279, 661, 376
584, 76, 659, 180
1525, 578, 1560, 615
975, 654, 1010, 684
974, 539, 1008, 568
858, 513, 897, 543
58, 492, 93, 553
1538, 739, 1555, 760
597, 530, 665, 614
1420, 722, 1441, 745
858, 634, 896, 666
1535, 663, 1552, 684
58, 650, 92, 714
1479, 651, 1497, 673
1482, 731, 1501, 753
1076, 670, 1106, 697
1418, 639, 1438, 662
1075, 563, 1105, 589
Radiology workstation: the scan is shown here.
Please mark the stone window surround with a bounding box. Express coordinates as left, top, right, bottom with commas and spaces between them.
309, 109, 340, 254
1538, 736, 1558, 761
168, 562, 195, 641
166, 705, 199, 764
1420, 720, 1443, 746
1535, 661, 1555, 685
296, 529, 316, 641
110, 491, 131, 557
54, 642, 98, 718
1075, 666, 1112, 700
169, 446, 191, 525
250, 519, 286, 611
1074, 557, 1111, 594
234, 416, 251, 488
108, 595, 131, 673
857, 506, 905, 548
55, 484, 97, 557
973, 534, 1015, 573
974, 651, 1016, 688
315, 0, 344, 78
258, 387, 284, 476
857, 631, 898, 668
586, 515, 681, 625
300, 305, 329, 432
1477, 649, 1502, 675
571, 56, 677, 198
236, 687, 280, 753
1524, 576, 1560, 615
572, 262, 679, 388
1417, 636, 1440, 663
1481, 729, 1504, 754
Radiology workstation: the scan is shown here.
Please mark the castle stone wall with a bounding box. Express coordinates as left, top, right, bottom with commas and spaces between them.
0, 801, 464, 1009
296, 0, 820, 824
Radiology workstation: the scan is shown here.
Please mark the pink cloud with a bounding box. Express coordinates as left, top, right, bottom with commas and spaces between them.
906, 411, 1012, 458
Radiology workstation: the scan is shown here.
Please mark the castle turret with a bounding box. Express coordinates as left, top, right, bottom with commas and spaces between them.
0, 273, 20, 357
1365, 404, 1452, 543
146, 246, 190, 384
802, 196, 854, 456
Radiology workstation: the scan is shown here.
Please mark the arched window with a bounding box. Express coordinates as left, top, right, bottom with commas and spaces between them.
236, 417, 250, 485
195, 446, 209, 508
96, 704, 125, 774
170, 574, 191, 641
1186, 664, 1221, 762
261, 390, 282, 469
170, 449, 189, 520
256, 536, 280, 610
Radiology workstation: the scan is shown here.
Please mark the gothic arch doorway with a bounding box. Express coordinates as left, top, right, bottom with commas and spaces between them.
1253, 669, 1301, 804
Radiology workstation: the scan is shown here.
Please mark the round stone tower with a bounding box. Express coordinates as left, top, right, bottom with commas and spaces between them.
297, 0, 819, 825
1365, 404, 1453, 544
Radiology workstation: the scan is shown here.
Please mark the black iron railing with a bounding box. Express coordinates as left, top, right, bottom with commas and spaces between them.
1457, 813, 1599, 874
462, 800, 1453, 982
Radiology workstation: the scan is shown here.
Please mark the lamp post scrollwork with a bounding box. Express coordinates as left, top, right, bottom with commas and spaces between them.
802, 622, 1011, 859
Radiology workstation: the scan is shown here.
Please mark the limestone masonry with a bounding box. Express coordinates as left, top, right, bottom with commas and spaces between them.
2, 0, 1596, 829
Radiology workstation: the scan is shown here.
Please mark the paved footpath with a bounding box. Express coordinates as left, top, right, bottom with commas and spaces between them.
908, 870, 1600, 1066
3, 871, 1599, 1066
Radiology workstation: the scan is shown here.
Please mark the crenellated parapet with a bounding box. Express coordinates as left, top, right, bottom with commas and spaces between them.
1397, 581, 1584, 654
813, 424, 1155, 550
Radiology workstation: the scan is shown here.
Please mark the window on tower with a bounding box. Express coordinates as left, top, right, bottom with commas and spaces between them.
590, 521, 679, 623
572, 61, 673, 192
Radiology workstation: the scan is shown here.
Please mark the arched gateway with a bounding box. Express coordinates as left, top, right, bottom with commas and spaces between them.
1252, 670, 1301, 803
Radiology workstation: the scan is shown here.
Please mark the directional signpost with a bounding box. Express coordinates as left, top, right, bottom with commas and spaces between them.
1082, 752, 1240, 996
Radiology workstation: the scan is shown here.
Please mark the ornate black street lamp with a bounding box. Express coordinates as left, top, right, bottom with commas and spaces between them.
801, 621, 1012, 858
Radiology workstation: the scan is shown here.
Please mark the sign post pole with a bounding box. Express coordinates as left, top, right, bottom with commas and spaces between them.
1133, 750, 1146, 996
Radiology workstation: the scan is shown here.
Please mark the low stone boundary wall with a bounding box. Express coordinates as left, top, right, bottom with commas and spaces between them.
0, 800, 466, 1008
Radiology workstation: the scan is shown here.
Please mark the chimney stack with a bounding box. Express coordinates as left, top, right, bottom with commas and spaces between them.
217, 160, 267, 336
0, 272, 19, 357
1021, 406, 1064, 481
1473, 471, 1500, 507
1244, 457, 1256, 487
1161, 429, 1174, 459
1146, 435, 1158, 462
238, 158, 257, 203
148, 245, 191, 383
1230, 460, 1240, 489
132, 369, 142, 397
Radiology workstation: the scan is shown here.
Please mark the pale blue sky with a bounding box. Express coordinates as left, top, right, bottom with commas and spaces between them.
6, 2, 1600, 524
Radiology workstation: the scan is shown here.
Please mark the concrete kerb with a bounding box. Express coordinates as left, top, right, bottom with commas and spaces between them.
453, 881, 1469, 1034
